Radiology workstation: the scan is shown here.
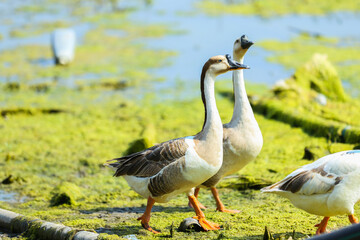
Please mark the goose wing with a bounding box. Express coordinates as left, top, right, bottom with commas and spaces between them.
262, 150, 360, 195
106, 137, 189, 177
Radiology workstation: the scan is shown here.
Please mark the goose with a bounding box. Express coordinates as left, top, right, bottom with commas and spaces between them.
261, 150, 360, 235
105, 55, 250, 233
189, 35, 263, 213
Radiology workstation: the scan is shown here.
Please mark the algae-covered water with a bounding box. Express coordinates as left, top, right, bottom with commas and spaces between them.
0, 1, 359, 239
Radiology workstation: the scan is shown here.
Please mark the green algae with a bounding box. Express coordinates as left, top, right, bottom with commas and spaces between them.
10, 21, 71, 38
15, 5, 53, 14
258, 34, 360, 89
63, 218, 105, 229
197, 0, 360, 17
247, 53, 360, 144
292, 53, 348, 101
50, 182, 84, 206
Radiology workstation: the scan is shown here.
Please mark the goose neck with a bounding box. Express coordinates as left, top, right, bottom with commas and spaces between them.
200, 72, 222, 139
229, 56, 254, 126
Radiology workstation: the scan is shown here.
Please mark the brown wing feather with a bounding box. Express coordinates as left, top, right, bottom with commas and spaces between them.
107, 138, 188, 177
263, 164, 343, 195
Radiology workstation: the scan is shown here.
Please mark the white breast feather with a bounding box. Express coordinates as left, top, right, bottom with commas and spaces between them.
182, 136, 220, 184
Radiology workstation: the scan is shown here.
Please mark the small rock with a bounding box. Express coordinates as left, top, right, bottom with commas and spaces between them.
178, 217, 203, 232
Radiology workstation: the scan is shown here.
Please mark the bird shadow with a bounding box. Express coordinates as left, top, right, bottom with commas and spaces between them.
222, 231, 310, 240
79, 205, 195, 215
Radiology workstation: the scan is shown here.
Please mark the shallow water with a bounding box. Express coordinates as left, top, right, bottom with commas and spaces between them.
129, 0, 360, 86
0, 190, 27, 203
0, 190, 16, 202
0, 0, 359, 97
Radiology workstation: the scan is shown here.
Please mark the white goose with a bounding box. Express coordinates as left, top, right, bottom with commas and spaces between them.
105, 55, 250, 233
261, 150, 360, 234
190, 35, 263, 212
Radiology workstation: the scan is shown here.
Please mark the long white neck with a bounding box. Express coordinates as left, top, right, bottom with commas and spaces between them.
200, 72, 223, 140
229, 56, 255, 126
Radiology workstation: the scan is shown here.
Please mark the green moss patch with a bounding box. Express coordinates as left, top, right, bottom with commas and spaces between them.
50, 182, 84, 206
10, 21, 71, 39
63, 218, 105, 229
218, 175, 272, 190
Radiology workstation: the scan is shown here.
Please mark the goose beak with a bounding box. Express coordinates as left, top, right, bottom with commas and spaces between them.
226, 54, 250, 70
241, 35, 254, 49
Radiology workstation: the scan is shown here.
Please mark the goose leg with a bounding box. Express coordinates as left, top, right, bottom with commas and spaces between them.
137, 197, 160, 234
348, 215, 359, 224
211, 187, 240, 213
188, 195, 220, 231
188, 188, 207, 209
314, 216, 330, 235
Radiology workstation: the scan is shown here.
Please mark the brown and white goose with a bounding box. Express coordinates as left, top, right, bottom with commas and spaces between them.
105, 55, 250, 233
190, 35, 263, 212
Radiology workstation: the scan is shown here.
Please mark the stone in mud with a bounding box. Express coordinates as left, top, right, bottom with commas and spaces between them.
178, 218, 203, 232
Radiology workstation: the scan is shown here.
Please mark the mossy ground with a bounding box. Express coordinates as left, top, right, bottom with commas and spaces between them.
0, 84, 358, 239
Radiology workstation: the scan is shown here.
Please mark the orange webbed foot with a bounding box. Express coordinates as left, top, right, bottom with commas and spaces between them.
216, 208, 241, 213
193, 216, 221, 231
137, 215, 161, 234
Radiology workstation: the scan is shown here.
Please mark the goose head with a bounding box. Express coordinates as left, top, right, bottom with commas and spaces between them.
233, 35, 254, 61
205, 54, 250, 77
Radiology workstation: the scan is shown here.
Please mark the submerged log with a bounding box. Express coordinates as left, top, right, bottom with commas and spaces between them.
0, 208, 99, 240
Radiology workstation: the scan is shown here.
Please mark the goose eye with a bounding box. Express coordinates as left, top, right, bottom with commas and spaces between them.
218, 59, 222, 62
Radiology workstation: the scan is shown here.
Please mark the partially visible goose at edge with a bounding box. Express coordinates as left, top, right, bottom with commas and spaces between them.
105, 55, 250, 233
261, 150, 360, 235
190, 35, 263, 213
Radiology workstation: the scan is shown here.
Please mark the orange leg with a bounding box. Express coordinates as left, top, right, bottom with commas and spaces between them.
188, 195, 220, 231
314, 216, 330, 235
349, 215, 359, 224
211, 187, 240, 213
188, 188, 206, 209
137, 197, 160, 234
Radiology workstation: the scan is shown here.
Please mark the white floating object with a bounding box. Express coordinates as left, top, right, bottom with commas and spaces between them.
51, 28, 76, 65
